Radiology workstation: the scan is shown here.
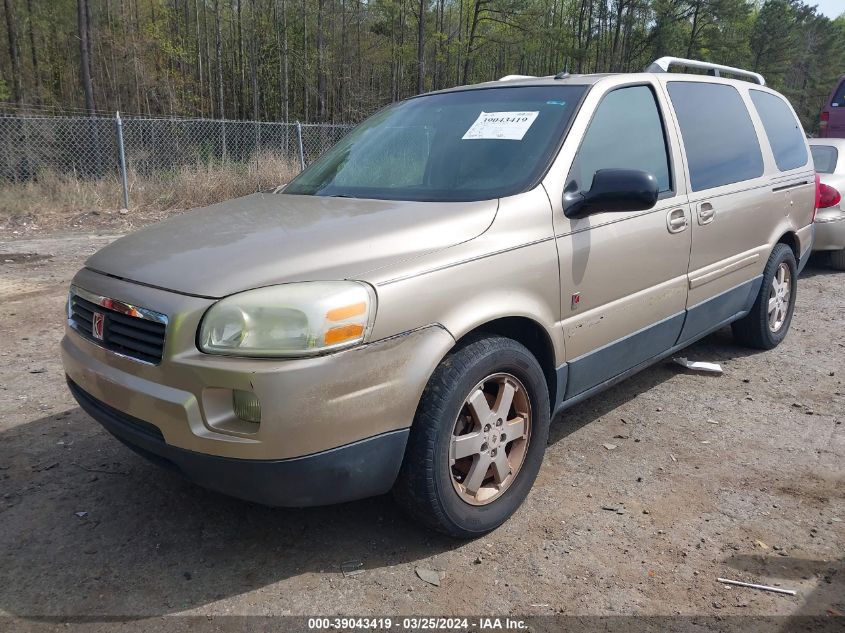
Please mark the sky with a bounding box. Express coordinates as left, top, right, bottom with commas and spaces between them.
812, 0, 844, 19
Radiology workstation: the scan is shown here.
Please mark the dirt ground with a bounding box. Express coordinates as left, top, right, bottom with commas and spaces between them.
1, 204, 190, 239
0, 230, 843, 630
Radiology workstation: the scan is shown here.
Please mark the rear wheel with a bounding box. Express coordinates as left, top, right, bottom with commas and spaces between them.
393, 335, 550, 538
830, 248, 845, 271
731, 243, 797, 350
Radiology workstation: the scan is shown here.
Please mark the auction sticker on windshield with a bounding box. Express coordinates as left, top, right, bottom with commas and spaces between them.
462, 111, 539, 140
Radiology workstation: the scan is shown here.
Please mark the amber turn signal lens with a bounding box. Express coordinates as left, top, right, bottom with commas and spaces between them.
324, 323, 365, 346
326, 302, 367, 322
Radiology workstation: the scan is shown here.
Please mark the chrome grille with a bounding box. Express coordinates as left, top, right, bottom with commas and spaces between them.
68, 286, 168, 365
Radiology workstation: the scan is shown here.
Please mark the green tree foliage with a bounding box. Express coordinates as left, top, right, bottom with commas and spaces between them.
0, 0, 841, 130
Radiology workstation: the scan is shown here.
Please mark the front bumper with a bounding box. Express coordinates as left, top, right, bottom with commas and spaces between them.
68, 378, 410, 506
62, 269, 454, 463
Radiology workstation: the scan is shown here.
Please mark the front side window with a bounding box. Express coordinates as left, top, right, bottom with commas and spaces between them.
284, 85, 587, 202
811, 145, 838, 174
567, 85, 671, 195
750, 90, 808, 172
667, 82, 764, 191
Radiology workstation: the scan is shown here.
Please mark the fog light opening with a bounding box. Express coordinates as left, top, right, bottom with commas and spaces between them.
232, 389, 261, 424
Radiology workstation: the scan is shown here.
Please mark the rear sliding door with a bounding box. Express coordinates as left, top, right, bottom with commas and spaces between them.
664, 81, 772, 344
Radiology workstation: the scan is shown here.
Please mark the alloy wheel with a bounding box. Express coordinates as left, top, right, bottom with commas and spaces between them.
767, 262, 792, 333
449, 373, 532, 506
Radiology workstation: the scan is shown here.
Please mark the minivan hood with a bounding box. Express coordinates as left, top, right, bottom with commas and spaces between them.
85, 193, 497, 298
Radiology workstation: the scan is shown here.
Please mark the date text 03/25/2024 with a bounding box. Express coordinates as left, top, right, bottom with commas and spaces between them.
306, 617, 528, 630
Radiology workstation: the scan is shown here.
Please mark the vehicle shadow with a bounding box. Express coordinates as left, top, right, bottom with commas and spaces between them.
800, 254, 844, 279
549, 325, 762, 443
0, 404, 451, 620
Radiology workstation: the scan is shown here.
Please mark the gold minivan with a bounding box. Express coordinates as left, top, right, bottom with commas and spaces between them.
62, 58, 816, 537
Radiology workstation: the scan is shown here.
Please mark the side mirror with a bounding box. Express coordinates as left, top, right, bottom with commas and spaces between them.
563, 168, 659, 219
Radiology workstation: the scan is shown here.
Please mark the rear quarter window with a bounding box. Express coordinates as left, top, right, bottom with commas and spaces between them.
749, 90, 808, 172
811, 145, 838, 174
667, 82, 764, 192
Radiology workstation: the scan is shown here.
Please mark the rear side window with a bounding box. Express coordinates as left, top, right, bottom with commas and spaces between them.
568, 85, 671, 194
668, 82, 764, 191
811, 145, 838, 174
750, 91, 808, 171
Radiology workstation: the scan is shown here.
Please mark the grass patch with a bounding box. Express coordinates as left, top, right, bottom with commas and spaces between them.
0, 150, 301, 234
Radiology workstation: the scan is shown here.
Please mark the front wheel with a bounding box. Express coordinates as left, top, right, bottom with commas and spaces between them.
731, 243, 797, 350
393, 335, 550, 538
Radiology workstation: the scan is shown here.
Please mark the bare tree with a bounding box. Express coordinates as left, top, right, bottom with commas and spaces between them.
249, 0, 259, 120
215, 0, 225, 118
277, 0, 290, 122
194, 0, 204, 117
463, 0, 491, 84
77, 0, 95, 113
316, 0, 326, 120
416, 0, 426, 93
4, 0, 22, 102
25, 0, 41, 103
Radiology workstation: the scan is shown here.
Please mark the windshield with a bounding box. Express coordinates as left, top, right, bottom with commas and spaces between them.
284, 85, 587, 202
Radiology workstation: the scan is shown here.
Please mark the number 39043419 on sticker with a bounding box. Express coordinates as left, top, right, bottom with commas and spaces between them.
462, 111, 540, 140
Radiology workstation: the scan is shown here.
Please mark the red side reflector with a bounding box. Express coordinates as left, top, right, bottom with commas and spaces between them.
818, 182, 841, 209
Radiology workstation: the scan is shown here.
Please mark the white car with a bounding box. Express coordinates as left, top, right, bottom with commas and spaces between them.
809, 138, 845, 269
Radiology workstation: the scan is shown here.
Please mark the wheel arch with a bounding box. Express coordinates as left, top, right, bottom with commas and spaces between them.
775, 230, 800, 260
453, 316, 559, 413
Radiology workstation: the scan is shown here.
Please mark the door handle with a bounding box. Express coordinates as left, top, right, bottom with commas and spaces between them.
698, 202, 715, 225
666, 208, 688, 234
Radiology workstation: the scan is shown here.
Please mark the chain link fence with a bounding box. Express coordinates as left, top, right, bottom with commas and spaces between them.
0, 114, 354, 216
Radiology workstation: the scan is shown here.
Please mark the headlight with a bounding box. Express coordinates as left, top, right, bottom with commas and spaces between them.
198, 281, 376, 357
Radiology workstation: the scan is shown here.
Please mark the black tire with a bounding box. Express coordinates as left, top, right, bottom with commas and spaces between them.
392, 335, 550, 539
731, 243, 797, 350
830, 248, 845, 271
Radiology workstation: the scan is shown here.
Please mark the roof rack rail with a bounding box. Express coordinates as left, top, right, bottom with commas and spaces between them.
645, 57, 765, 86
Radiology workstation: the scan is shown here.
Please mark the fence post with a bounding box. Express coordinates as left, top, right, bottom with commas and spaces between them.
254, 119, 261, 191
115, 112, 130, 210
296, 121, 305, 171
21, 115, 31, 184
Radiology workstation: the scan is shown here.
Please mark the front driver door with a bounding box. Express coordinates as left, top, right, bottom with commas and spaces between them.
551, 82, 692, 400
